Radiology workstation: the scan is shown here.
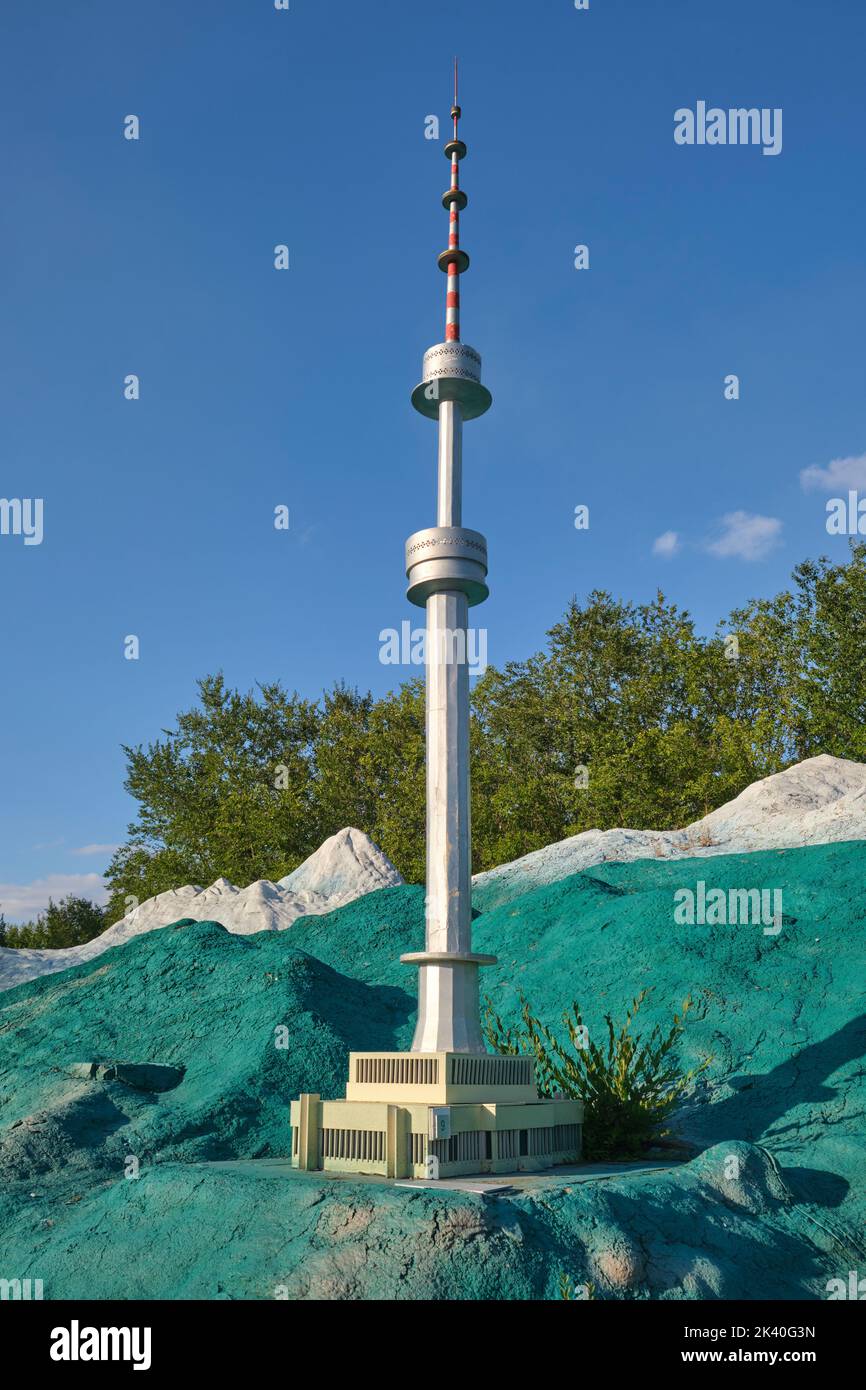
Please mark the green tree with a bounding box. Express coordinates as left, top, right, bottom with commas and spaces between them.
469, 588, 764, 864
105, 673, 321, 920
726, 542, 866, 762
356, 679, 426, 883
102, 546, 866, 919
2, 896, 106, 950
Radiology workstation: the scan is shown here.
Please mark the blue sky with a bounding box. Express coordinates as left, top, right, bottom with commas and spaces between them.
1, 0, 864, 918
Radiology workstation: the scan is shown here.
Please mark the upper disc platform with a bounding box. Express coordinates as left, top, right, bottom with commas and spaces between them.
411, 341, 493, 421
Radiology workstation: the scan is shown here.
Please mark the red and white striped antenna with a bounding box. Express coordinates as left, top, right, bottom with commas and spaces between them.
410, 63, 491, 425
439, 56, 469, 342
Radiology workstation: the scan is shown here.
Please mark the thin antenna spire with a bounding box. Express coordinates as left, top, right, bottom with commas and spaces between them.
439, 60, 469, 342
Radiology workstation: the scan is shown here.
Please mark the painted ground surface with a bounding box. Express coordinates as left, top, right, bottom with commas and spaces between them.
1, 842, 863, 1300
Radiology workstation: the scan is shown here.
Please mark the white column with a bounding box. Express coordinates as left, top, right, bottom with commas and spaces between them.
424, 587, 471, 957
437, 399, 462, 527
410, 398, 485, 1053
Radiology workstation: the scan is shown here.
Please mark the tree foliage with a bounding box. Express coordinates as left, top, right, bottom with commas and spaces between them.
104, 544, 866, 921
2, 896, 107, 950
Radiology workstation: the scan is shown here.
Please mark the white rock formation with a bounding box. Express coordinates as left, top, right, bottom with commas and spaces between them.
278, 826, 403, 901
0, 829, 403, 992
3, 757, 864, 993
473, 754, 866, 903
688, 753, 866, 848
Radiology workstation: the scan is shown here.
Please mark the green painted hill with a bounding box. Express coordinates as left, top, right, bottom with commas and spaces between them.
1, 842, 863, 1299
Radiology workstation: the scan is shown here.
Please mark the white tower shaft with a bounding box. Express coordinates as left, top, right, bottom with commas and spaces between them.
413, 400, 480, 1052
402, 69, 495, 1053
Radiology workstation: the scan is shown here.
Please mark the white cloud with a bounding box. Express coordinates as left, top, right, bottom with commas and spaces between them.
652, 530, 680, 557
800, 452, 866, 492
704, 511, 782, 562
0, 873, 108, 923
70, 844, 120, 857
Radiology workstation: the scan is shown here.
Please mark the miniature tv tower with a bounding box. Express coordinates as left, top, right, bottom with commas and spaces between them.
291, 68, 583, 1180
400, 59, 495, 1055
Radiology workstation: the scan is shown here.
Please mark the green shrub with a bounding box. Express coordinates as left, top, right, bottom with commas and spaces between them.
558, 1272, 595, 1301
483, 988, 711, 1160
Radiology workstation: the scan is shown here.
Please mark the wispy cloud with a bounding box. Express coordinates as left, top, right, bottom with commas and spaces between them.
0, 873, 108, 923
704, 511, 782, 561
70, 844, 120, 857
800, 451, 866, 492
652, 530, 680, 558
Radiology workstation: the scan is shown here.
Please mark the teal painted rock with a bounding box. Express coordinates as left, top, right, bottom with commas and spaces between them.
0, 842, 863, 1300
